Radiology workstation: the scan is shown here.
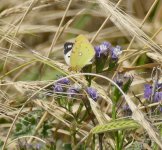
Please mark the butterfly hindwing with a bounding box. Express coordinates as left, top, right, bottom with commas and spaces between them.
70, 35, 95, 71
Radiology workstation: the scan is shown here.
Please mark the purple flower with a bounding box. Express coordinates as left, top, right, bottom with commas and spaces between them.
57, 78, 70, 85
123, 104, 130, 111
114, 73, 133, 88
154, 92, 162, 102
67, 87, 79, 98
110, 45, 122, 60
53, 84, 63, 93
144, 84, 152, 99
86, 87, 98, 101
94, 42, 111, 57
159, 106, 162, 112
122, 104, 132, 116
115, 78, 123, 87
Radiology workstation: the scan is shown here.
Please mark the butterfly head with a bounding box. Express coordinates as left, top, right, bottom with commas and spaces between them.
64, 42, 73, 66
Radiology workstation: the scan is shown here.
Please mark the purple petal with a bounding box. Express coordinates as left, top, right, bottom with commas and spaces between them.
53, 84, 63, 93
57, 78, 70, 85
67, 89, 77, 97
154, 92, 162, 102
67, 86, 80, 98
86, 87, 98, 101
123, 104, 130, 111
110, 45, 122, 59
94, 42, 111, 58
144, 84, 152, 99
94, 45, 101, 57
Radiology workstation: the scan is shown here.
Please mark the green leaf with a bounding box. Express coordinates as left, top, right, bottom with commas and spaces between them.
91, 119, 139, 134
63, 143, 72, 150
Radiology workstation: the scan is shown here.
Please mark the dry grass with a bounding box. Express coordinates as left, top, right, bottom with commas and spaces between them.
0, 0, 162, 149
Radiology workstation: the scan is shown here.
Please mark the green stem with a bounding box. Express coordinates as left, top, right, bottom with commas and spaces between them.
119, 131, 125, 150
112, 103, 120, 150
112, 103, 117, 120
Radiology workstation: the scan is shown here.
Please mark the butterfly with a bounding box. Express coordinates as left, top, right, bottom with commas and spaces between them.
64, 35, 95, 71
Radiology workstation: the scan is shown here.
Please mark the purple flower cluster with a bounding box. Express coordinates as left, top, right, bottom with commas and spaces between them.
144, 83, 162, 102
67, 86, 80, 98
110, 45, 122, 60
53, 77, 82, 98
94, 42, 111, 57
57, 78, 70, 85
53, 84, 63, 93
154, 92, 162, 102
53, 78, 70, 93
144, 84, 152, 99
52, 78, 100, 101
114, 73, 133, 88
86, 87, 99, 101
94, 42, 122, 59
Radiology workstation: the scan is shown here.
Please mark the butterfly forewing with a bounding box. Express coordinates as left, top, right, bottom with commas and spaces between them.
70, 35, 95, 71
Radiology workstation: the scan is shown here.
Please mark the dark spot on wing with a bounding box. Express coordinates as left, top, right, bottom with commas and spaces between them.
64, 42, 74, 54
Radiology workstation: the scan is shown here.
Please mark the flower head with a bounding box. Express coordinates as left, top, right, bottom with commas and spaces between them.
123, 104, 130, 111
57, 77, 70, 85
154, 92, 162, 102
110, 45, 122, 60
53, 84, 63, 93
94, 42, 111, 57
114, 73, 133, 88
67, 87, 80, 98
86, 87, 99, 101
144, 84, 152, 99
115, 79, 123, 87
122, 104, 132, 116
114, 73, 124, 87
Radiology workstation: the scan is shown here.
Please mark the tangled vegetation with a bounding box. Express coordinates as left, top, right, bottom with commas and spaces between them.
0, 0, 162, 149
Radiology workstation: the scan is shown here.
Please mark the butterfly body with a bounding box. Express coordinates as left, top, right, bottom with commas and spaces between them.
64, 35, 95, 71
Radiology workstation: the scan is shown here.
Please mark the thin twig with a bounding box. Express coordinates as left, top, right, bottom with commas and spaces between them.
90, 0, 123, 43
126, 0, 159, 50
2, 0, 38, 71
46, 0, 73, 58
38, 0, 73, 79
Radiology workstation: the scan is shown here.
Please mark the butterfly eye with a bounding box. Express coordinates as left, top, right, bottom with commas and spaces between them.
68, 45, 72, 48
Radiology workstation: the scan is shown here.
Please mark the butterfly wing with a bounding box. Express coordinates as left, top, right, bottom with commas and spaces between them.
70, 35, 95, 71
